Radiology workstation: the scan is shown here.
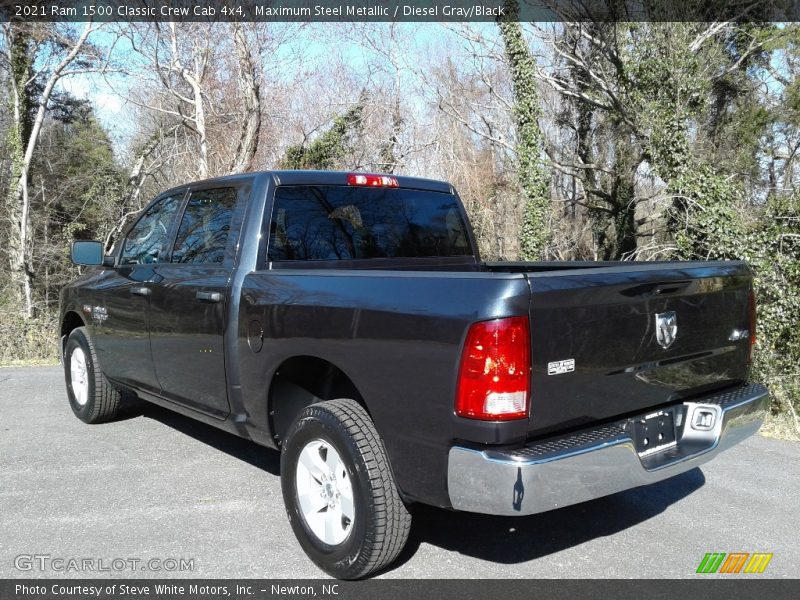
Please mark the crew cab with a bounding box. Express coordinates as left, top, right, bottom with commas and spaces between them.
60, 170, 768, 578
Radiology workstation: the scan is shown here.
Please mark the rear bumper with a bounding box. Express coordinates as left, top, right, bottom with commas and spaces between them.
447, 383, 769, 516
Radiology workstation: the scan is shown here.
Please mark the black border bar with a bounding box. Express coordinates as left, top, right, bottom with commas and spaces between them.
3, 0, 800, 23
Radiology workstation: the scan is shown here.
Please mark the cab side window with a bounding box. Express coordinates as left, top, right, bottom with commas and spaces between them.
119, 193, 183, 265
171, 187, 237, 264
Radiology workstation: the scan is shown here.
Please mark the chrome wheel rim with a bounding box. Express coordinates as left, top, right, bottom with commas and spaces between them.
70, 347, 89, 407
295, 438, 354, 545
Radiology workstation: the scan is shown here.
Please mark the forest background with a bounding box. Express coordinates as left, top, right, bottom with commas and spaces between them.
1, 5, 797, 436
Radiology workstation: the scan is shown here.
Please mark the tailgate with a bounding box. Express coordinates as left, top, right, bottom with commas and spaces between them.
524, 261, 753, 437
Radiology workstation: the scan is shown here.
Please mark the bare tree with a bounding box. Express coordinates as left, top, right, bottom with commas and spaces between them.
2, 21, 99, 317
163, 21, 210, 178
228, 21, 261, 173
116, 22, 215, 179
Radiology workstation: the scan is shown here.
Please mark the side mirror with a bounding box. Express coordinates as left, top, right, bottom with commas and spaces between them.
71, 241, 104, 266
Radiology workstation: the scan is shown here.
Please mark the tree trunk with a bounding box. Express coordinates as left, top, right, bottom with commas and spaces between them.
5, 22, 93, 318
193, 80, 208, 179
497, 1, 551, 260
382, 24, 403, 174
5, 25, 34, 318
229, 21, 261, 174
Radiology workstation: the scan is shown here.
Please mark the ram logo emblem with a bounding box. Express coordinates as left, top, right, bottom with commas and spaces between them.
655, 311, 677, 350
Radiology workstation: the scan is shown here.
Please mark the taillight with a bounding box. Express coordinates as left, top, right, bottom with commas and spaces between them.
347, 173, 399, 187
748, 289, 757, 362
455, 316, 531, 421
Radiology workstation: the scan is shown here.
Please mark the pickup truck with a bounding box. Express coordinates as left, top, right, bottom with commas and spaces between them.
61, 170, 768, 579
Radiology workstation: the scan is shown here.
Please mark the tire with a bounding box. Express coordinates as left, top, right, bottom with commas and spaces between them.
280, 399, 412, 579
63, 326, 121, 424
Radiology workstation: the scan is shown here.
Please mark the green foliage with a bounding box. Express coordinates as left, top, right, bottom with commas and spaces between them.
46, 109, 124, 238
8, 27, 34, 148
498, 1, 550, 260
745, 197, 800, 411
283, 99, 365, 170
665, 150, 799, 418
621, 22, 799, 418
4, 27, 33, 202
669, 166, 746, 259
20, 101, 126, 311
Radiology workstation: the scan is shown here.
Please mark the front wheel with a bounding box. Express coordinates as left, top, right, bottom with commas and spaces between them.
64, 327, 121, 423
280, 399, 411, 579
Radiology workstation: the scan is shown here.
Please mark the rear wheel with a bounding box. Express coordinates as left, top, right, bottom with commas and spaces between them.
280, 399, 411, 579
64, 327, 121, 423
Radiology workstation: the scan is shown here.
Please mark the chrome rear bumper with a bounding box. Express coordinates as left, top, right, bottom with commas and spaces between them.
447, 383, 769, 516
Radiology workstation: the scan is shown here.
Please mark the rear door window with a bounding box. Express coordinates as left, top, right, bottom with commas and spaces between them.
171, 187, 238, 264
268, 186, 471, 261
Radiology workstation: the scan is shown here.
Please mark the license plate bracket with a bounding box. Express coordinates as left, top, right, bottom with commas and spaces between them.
633, 409, 677, 456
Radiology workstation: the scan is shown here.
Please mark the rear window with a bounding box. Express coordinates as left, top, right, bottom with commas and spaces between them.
268, 185, 472, 261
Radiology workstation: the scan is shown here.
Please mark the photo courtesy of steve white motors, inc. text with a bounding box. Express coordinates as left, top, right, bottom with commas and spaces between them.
14, 583, 340, 597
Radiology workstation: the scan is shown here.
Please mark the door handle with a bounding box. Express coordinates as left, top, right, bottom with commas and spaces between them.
130, 286, 151, 297
196, 291, 222, 303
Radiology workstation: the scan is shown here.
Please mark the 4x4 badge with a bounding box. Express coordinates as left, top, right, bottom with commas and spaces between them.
655, 311, 677, 349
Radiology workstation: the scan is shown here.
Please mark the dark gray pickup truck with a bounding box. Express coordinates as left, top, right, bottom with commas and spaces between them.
60, 170, 768, 578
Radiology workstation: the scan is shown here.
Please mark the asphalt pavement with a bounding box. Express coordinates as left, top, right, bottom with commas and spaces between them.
1, 366, 797, 579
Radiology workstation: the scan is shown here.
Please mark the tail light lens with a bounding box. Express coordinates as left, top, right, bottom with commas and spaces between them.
748, 289, 757, 362
455, 316, 531, 421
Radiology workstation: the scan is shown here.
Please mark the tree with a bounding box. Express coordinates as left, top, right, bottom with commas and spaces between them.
31, 101, 124, 309
282, 96, 366, 170
118, 22, 216, 180
340, 23, 408, 173
497, 1, 551, 260
228, 21, 261, 173
2, 21, 98, 317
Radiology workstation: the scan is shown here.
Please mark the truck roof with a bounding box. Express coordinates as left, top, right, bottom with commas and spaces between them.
161, 170, 454, 196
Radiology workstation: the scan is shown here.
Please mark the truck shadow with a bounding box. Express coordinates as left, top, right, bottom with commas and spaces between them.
391, 467, 705, 571
120, 396, 281, 475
